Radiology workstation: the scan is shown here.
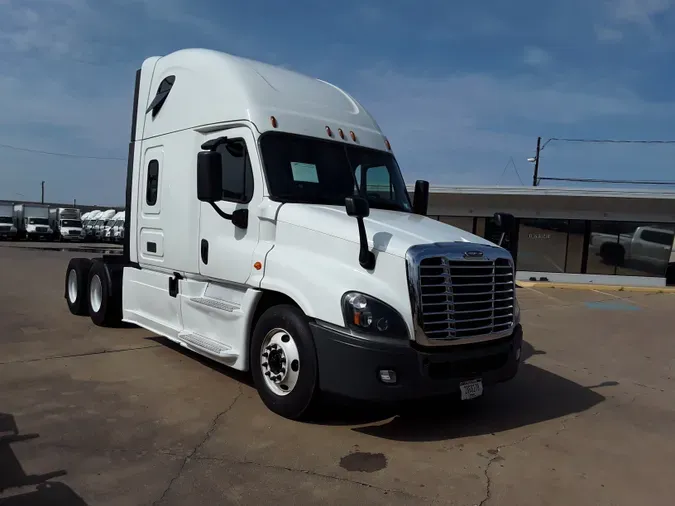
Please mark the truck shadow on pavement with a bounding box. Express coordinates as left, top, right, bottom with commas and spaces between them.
147, 336, 614, 443
0, 413, 88, 505
344, 341, 614, 442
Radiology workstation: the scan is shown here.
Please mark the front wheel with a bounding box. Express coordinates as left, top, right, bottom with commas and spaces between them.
250, 304, 319, 420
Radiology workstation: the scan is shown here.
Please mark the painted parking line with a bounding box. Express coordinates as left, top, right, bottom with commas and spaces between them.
591, 289, 649, 308
519, 286, 566, 303
584, 300, 641, 311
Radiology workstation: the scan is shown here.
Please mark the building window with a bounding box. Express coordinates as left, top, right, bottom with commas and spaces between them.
216, 139, 254, 203
587, 221, 622, 275
438, 216, 475, 233
565, 220, 586, 274
146, 160, 159, 206
614, 223, 674, 278
517, 219, 569, 273
587, 221, 674, 277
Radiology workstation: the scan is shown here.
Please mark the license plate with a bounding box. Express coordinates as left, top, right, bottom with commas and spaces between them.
459, 379, 483, 400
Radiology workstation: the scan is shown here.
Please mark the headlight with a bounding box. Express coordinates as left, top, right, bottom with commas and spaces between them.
341, 291, 409, 340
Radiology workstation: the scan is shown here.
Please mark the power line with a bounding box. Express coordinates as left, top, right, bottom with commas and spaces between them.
498, 157, 526, 186
539, 176, 675, 186
0, 142, 125, 161
545, 137, 675, 147
510, 157, 525, 186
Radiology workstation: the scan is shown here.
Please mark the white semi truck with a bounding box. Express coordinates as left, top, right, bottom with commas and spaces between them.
102, 211, 122, 242
0, 203, 17, 240
13, 203, 52, 240
110, 212, 126, 243
63, 48, 522, 420
49, 207, 83, 241
83, 210, 101, 240
93, 209, 117, 241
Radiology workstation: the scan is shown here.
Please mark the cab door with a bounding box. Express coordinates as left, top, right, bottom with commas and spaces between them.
198, 127, 261, 285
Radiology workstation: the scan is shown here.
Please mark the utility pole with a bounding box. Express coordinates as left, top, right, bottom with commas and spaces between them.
532, 137, 541, 187
73, 198, 76, 207
41, 181, 45, 203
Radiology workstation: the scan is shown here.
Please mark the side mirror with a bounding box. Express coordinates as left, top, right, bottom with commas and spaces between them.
197, 151, 222, 202
412, 180, 429, 216
493, 212, 516, 233
345, 196, 370, 218
345, 196, 375, 270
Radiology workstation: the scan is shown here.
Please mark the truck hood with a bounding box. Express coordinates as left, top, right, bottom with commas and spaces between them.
276, 204, 497, 258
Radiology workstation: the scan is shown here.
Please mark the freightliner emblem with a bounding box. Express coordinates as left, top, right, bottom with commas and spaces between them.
463, 251, 484, 258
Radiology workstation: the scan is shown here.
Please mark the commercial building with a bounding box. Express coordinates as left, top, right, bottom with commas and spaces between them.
421, 186, 675, 287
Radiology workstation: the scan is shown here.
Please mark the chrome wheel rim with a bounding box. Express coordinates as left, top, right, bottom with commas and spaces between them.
90, 274, 102, 313
260, 328, 300, 396
67, 269, 78, 303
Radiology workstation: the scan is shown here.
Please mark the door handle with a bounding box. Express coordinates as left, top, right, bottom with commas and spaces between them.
201, 239, 209, 264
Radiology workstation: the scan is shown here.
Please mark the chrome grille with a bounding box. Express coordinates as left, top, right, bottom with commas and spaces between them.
417, 255, 515, 341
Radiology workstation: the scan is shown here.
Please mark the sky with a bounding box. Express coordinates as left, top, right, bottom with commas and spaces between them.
1, 0, 675, 206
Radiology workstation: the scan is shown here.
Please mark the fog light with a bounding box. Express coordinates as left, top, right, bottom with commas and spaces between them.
515, 346, 522, 362
379, 369, 397, 384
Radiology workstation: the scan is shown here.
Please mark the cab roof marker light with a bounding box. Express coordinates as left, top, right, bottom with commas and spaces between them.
325, 126, 333, 137
385, 138, 391, 150
338, 128, 345, 139
270, 116, 278, 128
350, 131, 357, 142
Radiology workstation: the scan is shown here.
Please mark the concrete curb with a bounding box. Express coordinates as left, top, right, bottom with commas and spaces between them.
516, 281, 675, 293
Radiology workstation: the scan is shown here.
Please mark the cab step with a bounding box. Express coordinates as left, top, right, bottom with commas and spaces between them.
189, 296, 240, 313
177, 331, 239, 359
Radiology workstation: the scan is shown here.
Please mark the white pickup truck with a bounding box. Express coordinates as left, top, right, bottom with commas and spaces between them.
62, 48, 523, 420
590, 225, 675, 275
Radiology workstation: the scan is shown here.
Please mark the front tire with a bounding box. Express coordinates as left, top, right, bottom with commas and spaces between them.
250, 304, 319, 420
65, 258, 92, 316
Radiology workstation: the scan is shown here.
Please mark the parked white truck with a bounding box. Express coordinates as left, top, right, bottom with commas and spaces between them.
103, 211, 124, 242
13, 203, 52, 240
83, 210, 101, 240
590, 225, 675, 275
49, 207, 83, 241
63, 49, 522, 420
93, 209, 117, 241
0, 203, 17, 240
110, 212, 126, 243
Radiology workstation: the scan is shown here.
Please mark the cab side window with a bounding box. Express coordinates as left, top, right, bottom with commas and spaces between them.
146, 159, 159, 206
355, 164, 394, 199
216, 139, 254, 203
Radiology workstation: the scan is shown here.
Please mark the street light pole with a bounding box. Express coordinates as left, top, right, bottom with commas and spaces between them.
41, 181, 45, 203
532, 137, 541, 187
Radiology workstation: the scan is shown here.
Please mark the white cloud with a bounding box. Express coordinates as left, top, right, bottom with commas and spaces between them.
599, 0, 673, 44
595, 25, 624, 42
613, 0, 671, 25
523, 47, 551, 66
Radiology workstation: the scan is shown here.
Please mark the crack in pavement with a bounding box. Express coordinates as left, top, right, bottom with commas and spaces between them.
191, 454, 436, 503
477, 405, 607, 506
0, 343, 162, 365
152, 386, 243, 506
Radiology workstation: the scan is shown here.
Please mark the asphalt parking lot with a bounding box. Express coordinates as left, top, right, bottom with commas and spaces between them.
1, 244, 674, 505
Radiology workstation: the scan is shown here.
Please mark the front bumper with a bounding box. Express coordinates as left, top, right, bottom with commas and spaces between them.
311, 322, 522, 403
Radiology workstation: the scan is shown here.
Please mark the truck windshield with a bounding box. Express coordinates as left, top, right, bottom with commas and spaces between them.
61, 220, 82, 228
0, 217, 11, 224
28, 218, 49, 225
259, 132, 412, 212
